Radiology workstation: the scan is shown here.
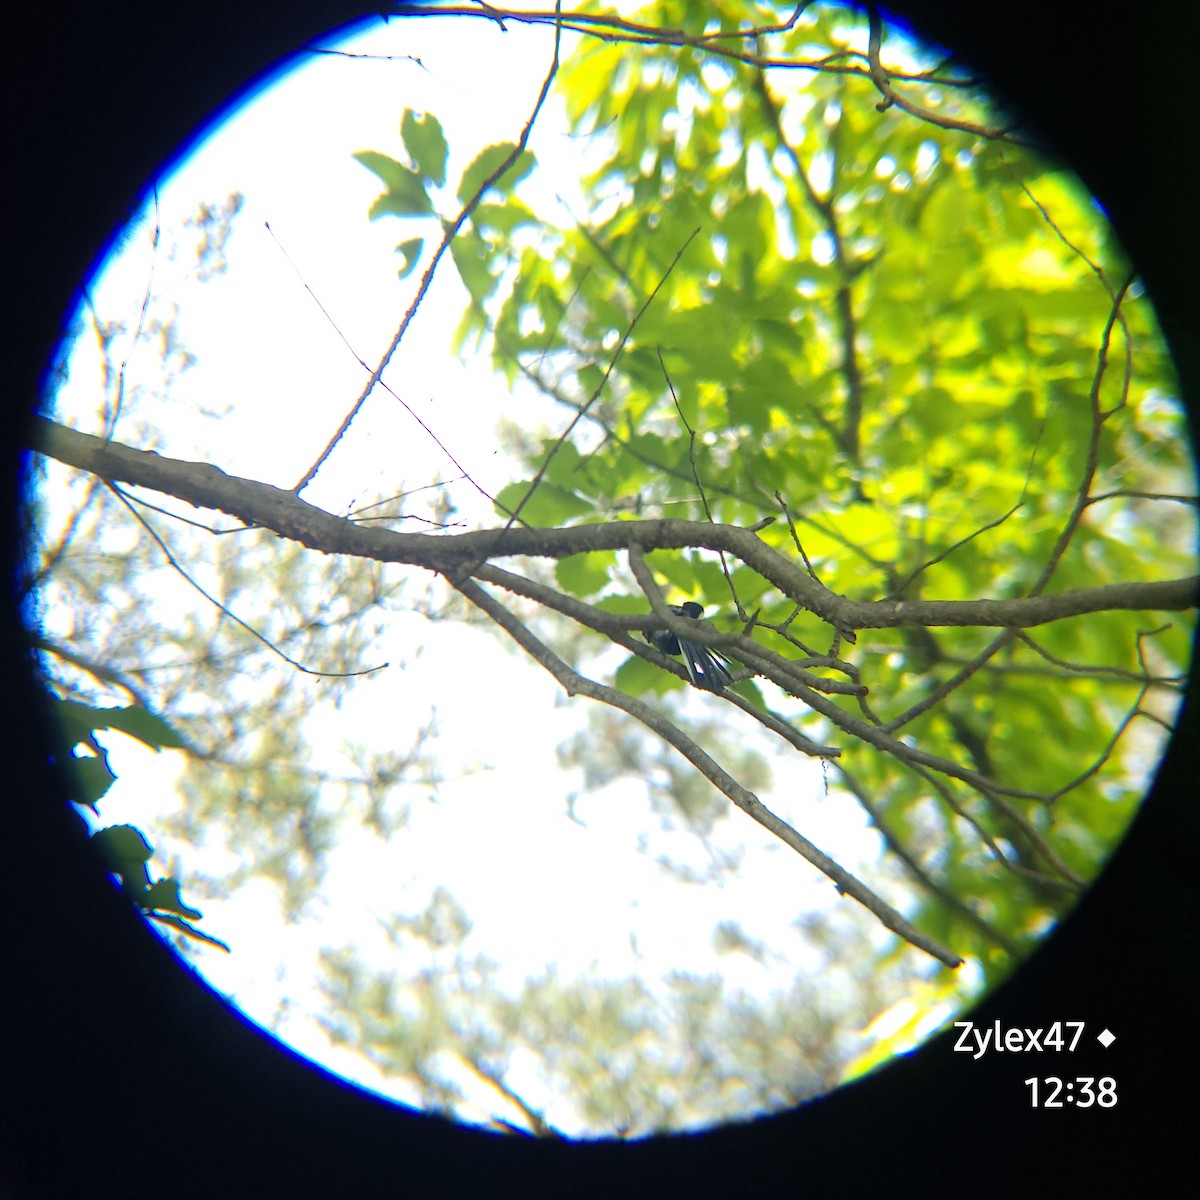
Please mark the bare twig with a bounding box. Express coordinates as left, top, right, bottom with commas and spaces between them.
1013, 627, 1184, 686
885, 630, 1015, 734
1086, 489, 1198, 508
458, 1054, 561, 1138
885, 420, 1046, 601
264, 221, 519, 521
89, 185, 160, 440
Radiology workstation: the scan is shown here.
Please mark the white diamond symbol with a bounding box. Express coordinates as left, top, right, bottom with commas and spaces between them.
1097, 1028, 1116, 1048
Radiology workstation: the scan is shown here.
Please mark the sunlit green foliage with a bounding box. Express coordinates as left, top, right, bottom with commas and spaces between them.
315, 1, 1200, 1134
427, 0, 1194, 976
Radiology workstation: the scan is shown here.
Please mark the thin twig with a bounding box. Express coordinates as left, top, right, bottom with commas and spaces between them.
865, 9, 1033, 145
657, 348, 740, 611
754, 72, 866, 465
503, 225, 700, 528
836, 763, 1022, 958
264, 220, 520, 521
107, 482, 388, 679
392, 5, 990, 96
1029, 272, 1135, 596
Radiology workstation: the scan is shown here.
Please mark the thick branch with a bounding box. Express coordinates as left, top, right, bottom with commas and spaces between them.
32, 418, 1198, 632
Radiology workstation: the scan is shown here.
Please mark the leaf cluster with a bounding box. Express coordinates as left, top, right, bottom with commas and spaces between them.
398, 0, 1195, 974
52, 695, 229, 951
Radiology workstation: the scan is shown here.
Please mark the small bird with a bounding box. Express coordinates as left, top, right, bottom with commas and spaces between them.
645, 601, 735, 694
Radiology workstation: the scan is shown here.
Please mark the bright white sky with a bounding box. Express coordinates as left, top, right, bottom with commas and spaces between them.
46, 9, 972, 1134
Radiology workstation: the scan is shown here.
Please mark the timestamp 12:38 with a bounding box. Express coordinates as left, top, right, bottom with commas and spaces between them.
1025, 1077, 1117, 1108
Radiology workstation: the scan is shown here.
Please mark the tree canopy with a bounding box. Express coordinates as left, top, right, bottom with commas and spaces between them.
29, 1, 1197, 1136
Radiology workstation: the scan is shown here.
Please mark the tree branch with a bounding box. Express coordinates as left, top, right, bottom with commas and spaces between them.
864, 9, 1032, 144
32, 418, 1198, 634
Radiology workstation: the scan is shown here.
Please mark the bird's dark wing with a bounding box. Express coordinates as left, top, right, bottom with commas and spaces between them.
645, 603, 736, 693
676, 637, 734, 693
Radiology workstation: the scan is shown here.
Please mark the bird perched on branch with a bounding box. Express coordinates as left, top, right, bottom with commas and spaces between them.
645, 601, 735, 694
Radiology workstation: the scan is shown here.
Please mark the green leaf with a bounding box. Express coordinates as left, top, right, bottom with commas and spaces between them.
473, 200, 538, 236
70, 752, 116, 805
493, 480, 592, 526
353, 149, 410, 191
555, 552, 616, 597
648, 555, 699, 596
355, 151, 433, 218
450, 233, 497, 305
615, 652, 676, 696
594, 594, 656, 616
56, 698, 107, 747
395, 237, 423, 279
103, 705, 186, 751
732, 678, 766, 710
367, 177, 434, 219
400, 109, 448, 187
91, 824, 153, 894
92, 823, 154, 864
456, 143, 536, 205
143, 877, 203, 921
56, 699, 184, 752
